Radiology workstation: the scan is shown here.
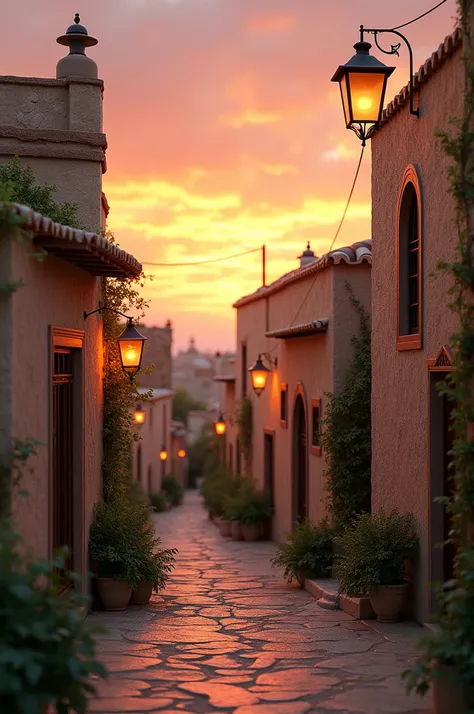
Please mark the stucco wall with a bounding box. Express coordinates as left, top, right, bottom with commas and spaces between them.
132, 394, 172, 497
371, 49, 463, 624
235, 262, 371, 540
9, 241, 103, 569
0, 77, 105, 232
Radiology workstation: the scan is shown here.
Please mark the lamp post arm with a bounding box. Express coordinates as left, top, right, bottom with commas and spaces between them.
84, 305, 133, 323
261, 352, 278, 369
360, 25, 419, 117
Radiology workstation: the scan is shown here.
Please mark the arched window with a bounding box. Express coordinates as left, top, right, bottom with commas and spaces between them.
396, 165, 422, 350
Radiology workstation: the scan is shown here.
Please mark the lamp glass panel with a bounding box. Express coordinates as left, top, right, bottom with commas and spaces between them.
134, 410, 145, 425
215, 422, 226, 436
251, 369, 268, 392
347, 71, 385, 123
119, 339, 143, 371
339, 74, 352, 127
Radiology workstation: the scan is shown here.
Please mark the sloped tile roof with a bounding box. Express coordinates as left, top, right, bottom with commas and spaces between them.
233, 239, 371, 308
374, 28, 462, 133
7, 203, 141, 278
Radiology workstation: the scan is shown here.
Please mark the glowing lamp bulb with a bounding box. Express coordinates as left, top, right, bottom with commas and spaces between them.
159, 446, 168, 461
357, 96, 373, 111
214, 415, 226, 436
133, 404, 146, 425
178, 449, 186, 458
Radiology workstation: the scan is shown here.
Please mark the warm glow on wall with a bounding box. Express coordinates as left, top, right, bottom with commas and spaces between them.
133, 404, 146, 425
248, 354, 271, 397
214, 414, 227, 436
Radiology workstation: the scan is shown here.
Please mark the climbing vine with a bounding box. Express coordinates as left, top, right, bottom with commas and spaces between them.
236, 396, 253, 474
101, 231, 152, 501
320, 285, 371, 531
404, 2, 474, 705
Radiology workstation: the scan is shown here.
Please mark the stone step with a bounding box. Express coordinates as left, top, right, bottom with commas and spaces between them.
317, 595, 340, 610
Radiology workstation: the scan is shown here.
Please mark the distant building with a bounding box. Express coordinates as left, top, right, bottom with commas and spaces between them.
173, 337, 234, 408
233, 241, 372, 540
132, 388, 172, 496
187, 410, 217, 445
137, 321, 172, 390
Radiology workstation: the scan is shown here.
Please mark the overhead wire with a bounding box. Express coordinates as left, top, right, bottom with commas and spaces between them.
142, 246, 261, 267
392, 0, 448, 30
267, 145, 366, 351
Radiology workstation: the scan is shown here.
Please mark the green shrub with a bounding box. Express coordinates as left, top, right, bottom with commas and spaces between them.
201, 460, 239, 517
271, 518, 334, 584
89, 498, 150, 587
224, 479, 272, 525
336, 509, 418, 596
150, 491, 167, 512
137, 545, 177, 592
161, 474, 184, 506
0, 518, 107, 713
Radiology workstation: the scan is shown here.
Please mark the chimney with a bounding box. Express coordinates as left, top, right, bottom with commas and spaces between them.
298, 242, 317, 268
56, 13, 98, 79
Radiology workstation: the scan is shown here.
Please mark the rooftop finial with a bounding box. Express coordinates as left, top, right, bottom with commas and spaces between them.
74, 13, 80, 24
56, 13, 98, 78
298, 241, 317, 268
307, 241, 311, 250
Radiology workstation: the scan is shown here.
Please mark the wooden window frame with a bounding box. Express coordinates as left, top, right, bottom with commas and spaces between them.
310, 397, 322, 456
49, 326, 86, 584
396, 164, 423, 351
280, 383, 288, 429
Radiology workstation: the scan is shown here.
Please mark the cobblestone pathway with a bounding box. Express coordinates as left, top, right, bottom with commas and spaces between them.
90, 492, 432, 714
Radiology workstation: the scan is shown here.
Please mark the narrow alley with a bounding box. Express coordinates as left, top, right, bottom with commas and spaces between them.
89, 493, 431, 714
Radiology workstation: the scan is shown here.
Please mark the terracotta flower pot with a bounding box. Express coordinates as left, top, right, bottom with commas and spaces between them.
130, 581, 153, 605
231, 520, 244, 541
219, 519, 232, 537
295, 571, 306, 588
241, 523, 261, 542
432, 665, 467, 714
369, 583, 408, 622
97, 578, 132, 611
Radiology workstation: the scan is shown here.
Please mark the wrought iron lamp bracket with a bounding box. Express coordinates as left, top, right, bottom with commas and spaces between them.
360, 24, 419, 118
84, 303, 133, 324
261, 352, 278, 369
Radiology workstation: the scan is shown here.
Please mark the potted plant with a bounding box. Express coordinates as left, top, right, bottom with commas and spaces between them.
0, 518, 107, 713
403, 581, 472, 714
161, 474, 184, 507
131, 543, 177, 605
150, 491, 167, 513
89, 499, 146, 611
271, 518, 333, 587
336, 509, 418, 622
238, 487, 273, 541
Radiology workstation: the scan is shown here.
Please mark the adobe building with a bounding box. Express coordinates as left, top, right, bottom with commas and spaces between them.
0, 16, 141, 580
173, 338, 235, 408
137, 321, 173, 390
370, 28, 463, 624
233, 241, 372, 539
132, 389, 173, 497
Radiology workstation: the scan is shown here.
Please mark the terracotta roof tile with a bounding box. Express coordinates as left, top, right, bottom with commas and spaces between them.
374, 27, 462, 133
233, 239, 371, 308
7, 202, 141, 278
265, 318, 329, 339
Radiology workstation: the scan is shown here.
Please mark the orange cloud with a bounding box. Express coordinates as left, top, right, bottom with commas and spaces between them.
246, 13, 296, 35
218, 109, 283, 128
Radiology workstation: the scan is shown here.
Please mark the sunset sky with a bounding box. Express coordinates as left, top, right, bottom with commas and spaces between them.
3, 0, 456, 353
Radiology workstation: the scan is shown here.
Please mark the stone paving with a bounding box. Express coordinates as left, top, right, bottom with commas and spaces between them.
89, 491, 432, 714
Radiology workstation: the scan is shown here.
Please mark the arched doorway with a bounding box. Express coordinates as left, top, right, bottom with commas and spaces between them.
292, 391, 308, 525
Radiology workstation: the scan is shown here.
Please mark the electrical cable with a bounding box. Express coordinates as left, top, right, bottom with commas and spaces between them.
142, 246, 261, 267
392, 0, 447, 31
268, 145, 366, 353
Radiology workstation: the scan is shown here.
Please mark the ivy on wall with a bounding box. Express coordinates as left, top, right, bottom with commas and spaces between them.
101, 234, 151, 500
404, 1, 474, 703
320, 285, 371, 531
236, 396, 253, 474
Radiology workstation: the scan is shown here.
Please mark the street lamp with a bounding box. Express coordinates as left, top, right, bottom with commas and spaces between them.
214, 414, 227, 436
332, 26, 419, 145
178, 448, 186, 458
159, 445, 168, 461
248, 354, 277, 397
133, 404, 146, 425
84, 306, 146, 381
